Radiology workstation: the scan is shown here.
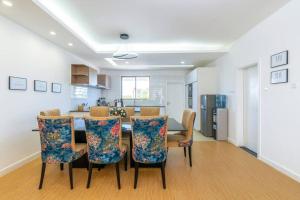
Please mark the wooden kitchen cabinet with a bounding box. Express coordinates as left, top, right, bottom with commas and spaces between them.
71, 64, 98, 87
97, 74, 111, 89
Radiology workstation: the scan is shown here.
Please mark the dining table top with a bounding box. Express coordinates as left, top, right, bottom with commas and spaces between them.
33, 117, 187, 132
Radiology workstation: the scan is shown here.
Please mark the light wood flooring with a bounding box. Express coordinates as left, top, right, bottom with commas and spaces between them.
1, 142, 300, 200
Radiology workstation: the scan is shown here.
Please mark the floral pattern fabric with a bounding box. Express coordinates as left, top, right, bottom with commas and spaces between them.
84, 118, 126, 164
38, 118, 83, 164
132, 117, 167, 164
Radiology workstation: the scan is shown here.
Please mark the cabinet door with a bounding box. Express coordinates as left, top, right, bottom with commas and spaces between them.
89, 68, 98, 86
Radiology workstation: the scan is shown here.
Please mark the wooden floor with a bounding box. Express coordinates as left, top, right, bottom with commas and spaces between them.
1, 142, 300, 200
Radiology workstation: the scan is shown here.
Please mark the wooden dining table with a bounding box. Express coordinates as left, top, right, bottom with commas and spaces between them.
33, 117, 187, 168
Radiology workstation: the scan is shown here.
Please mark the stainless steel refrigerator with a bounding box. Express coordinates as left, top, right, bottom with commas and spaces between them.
200, 95, 216, 137
201, 95, 227, 137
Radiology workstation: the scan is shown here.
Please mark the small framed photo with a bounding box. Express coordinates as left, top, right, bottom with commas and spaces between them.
9, 76, 27, 91
271, 51, 288, 68
34, 80, 47, 92
52, 83, 62, 93
271, 69, 288, 84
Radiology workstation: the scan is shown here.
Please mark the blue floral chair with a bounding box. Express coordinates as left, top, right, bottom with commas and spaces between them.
37, 116, 86, 189
84, 116, 127, 189
131, 116, 168, 189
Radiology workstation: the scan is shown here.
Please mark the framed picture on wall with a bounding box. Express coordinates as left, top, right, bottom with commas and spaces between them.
271, 69, 288, 84
271, 51, 288, 68
51, 83, 62, 93
34, 80, 47, 92
9, 76, 27, 91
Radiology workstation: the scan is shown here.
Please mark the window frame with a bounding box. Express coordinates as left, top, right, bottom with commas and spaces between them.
121, 76, 150, 100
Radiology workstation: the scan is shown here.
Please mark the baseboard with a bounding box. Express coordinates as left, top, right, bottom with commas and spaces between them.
259, 155, 300, 183
0, 151, 40, 177
227, 137, 239, 146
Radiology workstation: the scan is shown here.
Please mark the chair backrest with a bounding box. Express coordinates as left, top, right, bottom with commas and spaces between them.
122, 107, 135, 122
182, 109, 196, 141
40, 109, 61, 116
37, 116, 75, 163
90, 106, 109, 117
131, 116, 168, 164
140, 107, 160, 116
84, 116, 122, 164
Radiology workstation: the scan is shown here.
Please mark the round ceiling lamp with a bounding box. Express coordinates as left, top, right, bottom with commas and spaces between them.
112, 33, 138, 60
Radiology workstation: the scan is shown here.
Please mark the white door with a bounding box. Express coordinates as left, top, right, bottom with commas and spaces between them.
166, 82, 185, 122
243, 66, 259, 153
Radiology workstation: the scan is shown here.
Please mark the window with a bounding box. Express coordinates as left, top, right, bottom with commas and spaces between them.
121, 76, 149, 99
71, 86, 88, 99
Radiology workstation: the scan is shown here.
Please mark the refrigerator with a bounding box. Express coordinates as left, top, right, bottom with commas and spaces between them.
200, 95, 216, 137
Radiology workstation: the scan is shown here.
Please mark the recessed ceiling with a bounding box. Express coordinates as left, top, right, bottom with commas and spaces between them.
0, 0, 290, 70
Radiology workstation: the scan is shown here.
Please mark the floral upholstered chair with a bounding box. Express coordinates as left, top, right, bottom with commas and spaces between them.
84, 116, 127, 189
131, 116, 168, 189
37, 116, 86, 189
167, 109, 196, 167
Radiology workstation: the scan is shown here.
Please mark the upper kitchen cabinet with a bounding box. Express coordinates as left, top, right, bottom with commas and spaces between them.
97, 74, 111, 89
71, 64, 98, 87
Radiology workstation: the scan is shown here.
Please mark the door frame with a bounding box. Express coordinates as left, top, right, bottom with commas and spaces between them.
165, 80, 185, 121
236, 62, 262, 157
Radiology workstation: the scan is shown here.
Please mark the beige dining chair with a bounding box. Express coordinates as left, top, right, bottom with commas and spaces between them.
122, 107, 135, 122
167, 109, 196, 167
140, 107, 160, 116
90, 106, 109, 117
40, 109, 61, 116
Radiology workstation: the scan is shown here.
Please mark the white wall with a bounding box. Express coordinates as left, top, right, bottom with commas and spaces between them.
0, 16, 96, 175
207, 0, 300, 182
71, 87, 101, 110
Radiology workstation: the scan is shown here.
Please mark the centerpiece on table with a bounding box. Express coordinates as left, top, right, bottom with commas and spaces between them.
110, 107, 127, 118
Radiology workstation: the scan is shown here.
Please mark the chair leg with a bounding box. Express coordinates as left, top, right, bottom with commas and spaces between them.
188, 146, 192, 167
87, 162, 93, 188
161, 162, 166, 189
124, 152, 128, 171
38, 163, 46, 189
184, 147, 186, 157
115, 163, 121, 189
60, 163, 64, 171
69, 163, 73, 190
134, 162, 139, 189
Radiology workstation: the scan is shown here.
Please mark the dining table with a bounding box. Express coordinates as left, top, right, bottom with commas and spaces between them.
33, 117, 187, 168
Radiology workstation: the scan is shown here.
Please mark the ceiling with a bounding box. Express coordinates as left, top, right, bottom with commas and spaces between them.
0, 0, 290, 70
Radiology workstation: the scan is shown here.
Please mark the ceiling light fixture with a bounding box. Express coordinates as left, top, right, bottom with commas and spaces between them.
49, 31, 56, 36
112, 34, 138, 60
2, 0, 13, 7
68, 43, 73, 47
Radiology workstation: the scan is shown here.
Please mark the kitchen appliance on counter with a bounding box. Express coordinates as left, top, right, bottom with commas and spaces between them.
97, 97, 108, 106
201, 95, 227, 137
